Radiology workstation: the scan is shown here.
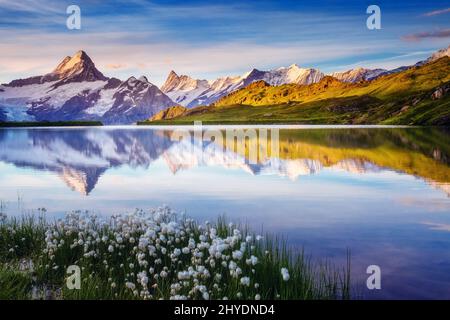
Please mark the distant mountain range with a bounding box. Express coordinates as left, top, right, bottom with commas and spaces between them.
0, 45, 449, 124
161, 45, 450, 108
161, 64, 324, 108
149, 48, 450, 126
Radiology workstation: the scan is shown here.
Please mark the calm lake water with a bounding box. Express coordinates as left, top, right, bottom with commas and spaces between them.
0, 125, 449, 299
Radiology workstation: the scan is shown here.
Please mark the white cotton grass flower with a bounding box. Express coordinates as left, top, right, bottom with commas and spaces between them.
125, 282, 135, 290
281, 268, 290, 281
246, 255, 258, 266
240, 276, 250, 286
232, 250, 243, 260
178, 271, 190, 280
255, 294, 261, 300
37, 207, 300, 301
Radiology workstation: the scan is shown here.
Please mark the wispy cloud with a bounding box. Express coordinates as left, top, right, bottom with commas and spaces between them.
0, 0, 61, 14
106, 63, 127, 70
422, 222, 450, 232
402, 28, 450, 41
423, 7, 450, 17
331, 50, 434, 73
1, 0, 449, 84
0, 29, 382, 85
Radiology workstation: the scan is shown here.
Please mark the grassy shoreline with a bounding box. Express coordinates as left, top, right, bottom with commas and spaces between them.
0, 208, 350, 300
137, 119, 342, 125
0, 121, 103, 127
138, 120, 314, 125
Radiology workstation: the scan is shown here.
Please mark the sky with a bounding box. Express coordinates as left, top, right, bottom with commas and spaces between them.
0, 0, 449, 86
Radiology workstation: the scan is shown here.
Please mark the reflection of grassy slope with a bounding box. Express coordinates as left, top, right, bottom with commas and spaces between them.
220, 128, 450, 183
278, 140, 450, 183
143, 57, 450, 125
279, 128, 450, 163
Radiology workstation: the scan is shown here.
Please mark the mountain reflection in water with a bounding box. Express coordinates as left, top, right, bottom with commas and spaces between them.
0, 126, 448, 196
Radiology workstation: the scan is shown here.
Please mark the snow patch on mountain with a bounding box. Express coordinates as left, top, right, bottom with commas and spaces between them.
261, 64, 324, 85
84, 87, 117, 116
0, 104, 34, 121
330, 68, 387, 83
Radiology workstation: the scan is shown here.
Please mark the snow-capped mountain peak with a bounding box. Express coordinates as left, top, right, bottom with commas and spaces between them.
53, 50, 89, 75
53, 56, 72, 73
161, 70, 210, 106
47, 50, 108, 86
0, 50, 175, 124
160, 70, 181, 92
275, 63, 301, 73
4, 51, 105, 88
138, 75, 149, 83
117, 76, 158, 94
426, 44, 450, 63
161, 70, 208, 92
262, 64, 324, 86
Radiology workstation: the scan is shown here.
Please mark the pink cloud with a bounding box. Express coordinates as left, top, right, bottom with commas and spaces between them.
423, 8, 450, 17
106, 63, 126, 70
402, 29, 450, 42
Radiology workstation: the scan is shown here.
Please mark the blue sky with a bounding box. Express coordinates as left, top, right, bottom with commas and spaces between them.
0, 0, 449, 85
